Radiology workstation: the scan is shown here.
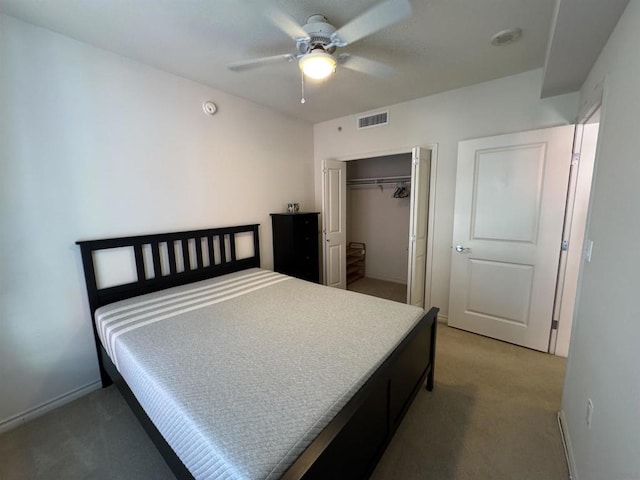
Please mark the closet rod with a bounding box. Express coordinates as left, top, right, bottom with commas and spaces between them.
347, 175, 411, 186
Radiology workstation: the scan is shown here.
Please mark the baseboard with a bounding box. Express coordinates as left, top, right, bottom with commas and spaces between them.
557, 410, 578, 480
365, 273, 407, 285
436, 314, 448, 324
0, 380, 102, 434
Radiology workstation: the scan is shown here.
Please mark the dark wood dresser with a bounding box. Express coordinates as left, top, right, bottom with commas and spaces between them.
270, 212, 320, 283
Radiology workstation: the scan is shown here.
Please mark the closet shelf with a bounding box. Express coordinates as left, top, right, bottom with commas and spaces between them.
347, 175, 411, 187
347, 242, 366, 285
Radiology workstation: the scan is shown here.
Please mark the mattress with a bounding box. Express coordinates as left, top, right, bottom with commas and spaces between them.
95, 268, 424, 479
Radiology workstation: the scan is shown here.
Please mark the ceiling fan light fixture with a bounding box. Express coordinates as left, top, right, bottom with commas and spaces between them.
299, 50, 336, 80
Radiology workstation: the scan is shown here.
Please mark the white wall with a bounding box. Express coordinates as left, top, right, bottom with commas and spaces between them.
314, 69, 578, 318
561, 2, 640, 479
347, 186, 410, 284
0, 14, 313, 430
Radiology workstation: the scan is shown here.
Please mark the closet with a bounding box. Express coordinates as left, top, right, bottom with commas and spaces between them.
346, 153, 412, 303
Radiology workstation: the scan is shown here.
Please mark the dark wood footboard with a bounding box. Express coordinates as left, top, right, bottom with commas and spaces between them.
284, 307, 438, 479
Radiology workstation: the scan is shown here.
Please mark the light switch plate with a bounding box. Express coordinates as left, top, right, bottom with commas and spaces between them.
584, 239, 594, 263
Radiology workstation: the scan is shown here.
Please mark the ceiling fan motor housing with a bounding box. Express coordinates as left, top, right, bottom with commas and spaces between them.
297, 15, 337, 54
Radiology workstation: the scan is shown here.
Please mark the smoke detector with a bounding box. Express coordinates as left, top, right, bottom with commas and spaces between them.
202, 101, 217, 115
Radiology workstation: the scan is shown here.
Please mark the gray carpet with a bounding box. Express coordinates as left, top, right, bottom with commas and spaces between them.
0, 326, 568, 480
0, 385, 174, 480
371, 326, 568, 480
348, 277, 407, 303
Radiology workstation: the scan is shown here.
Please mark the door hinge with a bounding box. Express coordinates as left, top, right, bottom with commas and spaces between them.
412, 156, 419, 165
571, 153, 580, 166
409, 234, 416, 242
322, 167, 326, 174
551, 320, 559, 330
561, 239, 569, 251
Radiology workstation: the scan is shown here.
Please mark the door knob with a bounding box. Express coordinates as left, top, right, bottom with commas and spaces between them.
455, 245, 471, 253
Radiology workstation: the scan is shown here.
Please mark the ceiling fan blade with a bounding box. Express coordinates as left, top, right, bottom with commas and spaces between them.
338, 53, 396, 78
332, 0, 411, 46
264, 6, 310, 40
228, 54, 296, 72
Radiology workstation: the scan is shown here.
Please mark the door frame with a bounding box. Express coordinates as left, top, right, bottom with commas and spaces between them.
550, 107, 601, 356
321, 144, 438, 308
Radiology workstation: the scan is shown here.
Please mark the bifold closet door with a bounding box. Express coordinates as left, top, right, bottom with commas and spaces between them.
322, 159, 347, 289
407, 147, 431, 307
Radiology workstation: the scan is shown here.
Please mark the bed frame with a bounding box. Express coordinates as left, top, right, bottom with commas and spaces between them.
77, 224, 438, 479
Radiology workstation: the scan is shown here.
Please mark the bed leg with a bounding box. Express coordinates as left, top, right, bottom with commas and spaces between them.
96, 346, 114, 388
100, 365, 113, 388
426, 371, 434, 391
425, 313, 437, 391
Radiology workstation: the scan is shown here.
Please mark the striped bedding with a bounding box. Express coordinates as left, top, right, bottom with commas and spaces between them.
95, 268, 424, 479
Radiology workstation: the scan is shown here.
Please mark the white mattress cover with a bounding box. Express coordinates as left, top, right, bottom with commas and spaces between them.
95, 268, 424, 479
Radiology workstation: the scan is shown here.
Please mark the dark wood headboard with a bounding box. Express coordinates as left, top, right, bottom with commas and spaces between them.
76, 224, 260, 316
77, 224, 260, 386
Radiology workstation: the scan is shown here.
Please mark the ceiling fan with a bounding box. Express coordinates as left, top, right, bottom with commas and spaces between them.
228, 0, 411, 81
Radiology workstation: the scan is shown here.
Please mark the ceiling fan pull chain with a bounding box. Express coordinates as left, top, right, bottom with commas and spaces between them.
300, 70, 306, 104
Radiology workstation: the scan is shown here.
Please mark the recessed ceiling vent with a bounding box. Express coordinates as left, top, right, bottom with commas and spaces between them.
358, 111, 389, 129
491, 28, 522, 46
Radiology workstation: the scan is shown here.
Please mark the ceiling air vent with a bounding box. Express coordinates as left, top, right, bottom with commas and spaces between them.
357, 111, 389, 129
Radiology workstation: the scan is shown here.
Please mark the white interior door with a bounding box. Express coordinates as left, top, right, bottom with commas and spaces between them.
449, 126, 574, 351
322, 159, 347, 289
407, 147, 431, 307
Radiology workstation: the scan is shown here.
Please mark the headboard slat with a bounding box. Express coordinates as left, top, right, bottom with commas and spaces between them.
229, 233, 237, 262
133, 244, 146, 282
208, 236, 216, 267
181, 239, 190, 272
151, 242, 162, 278
195, 236, 204, 269
219, 234, 227, 264
167, 241, 177, 274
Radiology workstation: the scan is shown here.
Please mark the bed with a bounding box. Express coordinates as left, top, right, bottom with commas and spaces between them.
76, 224, 438, 479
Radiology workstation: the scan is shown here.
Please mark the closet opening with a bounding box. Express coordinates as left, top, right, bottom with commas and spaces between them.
322, 146, 434, 307
346, 153, 413, 303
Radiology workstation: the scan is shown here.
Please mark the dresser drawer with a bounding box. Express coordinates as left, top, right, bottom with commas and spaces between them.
292, 216, 317, 238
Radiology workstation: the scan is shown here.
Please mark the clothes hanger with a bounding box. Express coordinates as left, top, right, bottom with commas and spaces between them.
393, 183, 409, 198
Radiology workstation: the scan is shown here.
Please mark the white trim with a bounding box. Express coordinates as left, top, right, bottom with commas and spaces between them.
335, 146, 414, 162
0, 380, 102, 434
558, 410, 578, 480
321, 161, 328, 285
364, 273, 407, 284
424, 143, 438, 310
549, 125, 583, 356
554, 117, 600, 358
437, 314, 448, 324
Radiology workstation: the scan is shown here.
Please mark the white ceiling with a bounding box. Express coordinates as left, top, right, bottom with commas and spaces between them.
0, 0, 625, 123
